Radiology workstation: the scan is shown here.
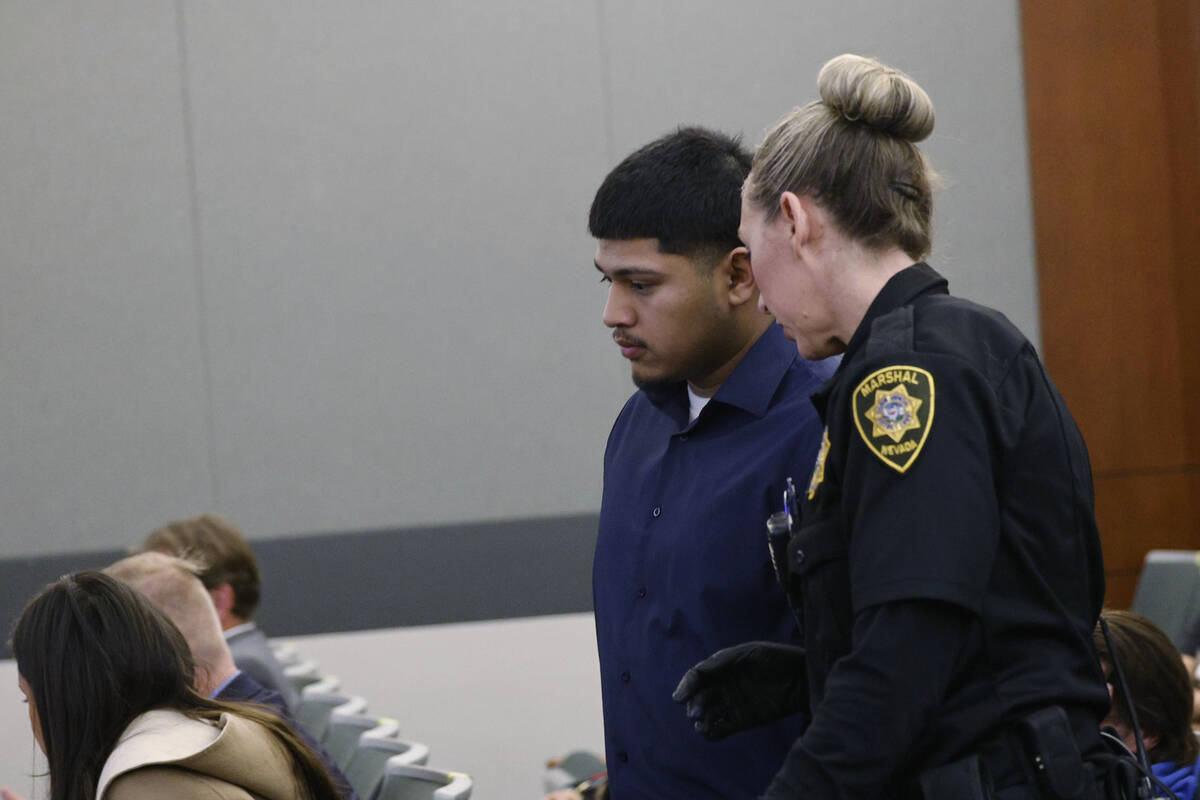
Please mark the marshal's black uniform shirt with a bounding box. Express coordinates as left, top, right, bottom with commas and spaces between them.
765, 263, 1110, 799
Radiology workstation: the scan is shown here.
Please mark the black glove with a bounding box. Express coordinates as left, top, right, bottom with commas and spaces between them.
672, 641, 809, 741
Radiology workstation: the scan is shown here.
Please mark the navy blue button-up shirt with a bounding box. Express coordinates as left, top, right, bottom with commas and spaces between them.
594, 324, 835, 799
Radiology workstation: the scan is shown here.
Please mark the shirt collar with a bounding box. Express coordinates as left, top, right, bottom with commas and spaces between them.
641, 324, 797, 424
709, 323, 798, 418
811, 262, 948, 417
840, 262, 947, 365
209, 669, 242, 699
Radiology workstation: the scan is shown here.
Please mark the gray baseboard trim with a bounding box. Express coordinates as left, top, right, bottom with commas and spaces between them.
0, 513, 598, 659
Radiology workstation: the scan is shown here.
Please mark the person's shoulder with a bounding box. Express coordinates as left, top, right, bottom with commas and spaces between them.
105, 767, 256, 800
230, 655, 294, 708
97, 711, 224, 800
859, 293, 1031, 386
615, 388, 651, 419
786, 352, 839, 388
225, 623, 268, 645
226, 628, 273, 662
608, 385, 678, 442
913, 294, 1029, 357
767, 348, 836, 413
731, 324, 829, 410
218, 673, 289, 716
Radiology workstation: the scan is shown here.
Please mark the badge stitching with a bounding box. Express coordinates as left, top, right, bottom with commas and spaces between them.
851, 365, 935, 474
807, 428, 830, 500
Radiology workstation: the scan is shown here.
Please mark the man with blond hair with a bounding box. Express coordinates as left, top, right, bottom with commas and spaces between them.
103, 552, 356, 800
105, 552, 272, 702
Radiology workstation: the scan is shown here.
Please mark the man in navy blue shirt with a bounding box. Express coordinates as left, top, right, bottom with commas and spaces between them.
588, 127, 834, 799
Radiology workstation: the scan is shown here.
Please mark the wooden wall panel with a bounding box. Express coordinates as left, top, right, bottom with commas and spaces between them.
1094, 474, 1199, 573
1105, 573, 1141, 613
1022, 0, 1200, 610
1159, 0, 1200, 468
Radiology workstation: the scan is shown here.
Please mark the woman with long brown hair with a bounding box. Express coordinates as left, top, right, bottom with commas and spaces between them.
12, 570, 342, 800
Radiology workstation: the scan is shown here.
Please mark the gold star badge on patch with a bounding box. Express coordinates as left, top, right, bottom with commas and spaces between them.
852, 365, 935, 474
864, 384, 923, 443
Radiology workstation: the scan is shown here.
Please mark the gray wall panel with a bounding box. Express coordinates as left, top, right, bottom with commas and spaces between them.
0, 514, 598, 659
0, 1, 213, 555
181, 1, 627, 537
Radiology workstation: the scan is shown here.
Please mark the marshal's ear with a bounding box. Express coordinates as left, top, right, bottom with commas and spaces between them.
779, 191, 812, 257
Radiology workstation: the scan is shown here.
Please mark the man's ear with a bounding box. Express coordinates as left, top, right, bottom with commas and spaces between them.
725, 246, 757, 307
780, 191, 816, 257
208, 583, 236, 626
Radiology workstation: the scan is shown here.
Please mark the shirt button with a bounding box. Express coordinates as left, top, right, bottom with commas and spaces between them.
794, 549, 806, 565
617, 751, 629, 763
652, 506, 662, 518
621, 671, 631, 683
636, 586, 647, 598
680, 434, 688, 441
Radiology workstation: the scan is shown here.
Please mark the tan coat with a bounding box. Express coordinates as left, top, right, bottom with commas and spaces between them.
97, 709, 303, 800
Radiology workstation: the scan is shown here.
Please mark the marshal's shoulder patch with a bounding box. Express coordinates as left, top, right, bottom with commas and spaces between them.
851, 365, 935, 474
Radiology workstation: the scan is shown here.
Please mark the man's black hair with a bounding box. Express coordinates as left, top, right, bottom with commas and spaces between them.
588, 126, 752, 261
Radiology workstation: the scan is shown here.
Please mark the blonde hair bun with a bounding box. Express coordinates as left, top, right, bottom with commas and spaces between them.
817, 54, 934, 143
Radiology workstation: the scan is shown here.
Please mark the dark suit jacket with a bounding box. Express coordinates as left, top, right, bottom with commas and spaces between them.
225, 624, 300, 709
218, 671, 358, 800
219, 670, 289, 713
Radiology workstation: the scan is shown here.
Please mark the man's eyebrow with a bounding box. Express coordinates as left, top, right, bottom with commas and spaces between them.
594, 262, 660, 278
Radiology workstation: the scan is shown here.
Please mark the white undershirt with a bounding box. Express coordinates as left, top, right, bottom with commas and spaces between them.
687, 385, 712, 423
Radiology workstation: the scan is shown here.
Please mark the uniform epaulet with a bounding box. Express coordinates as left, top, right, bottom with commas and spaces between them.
864, 305, 915, 357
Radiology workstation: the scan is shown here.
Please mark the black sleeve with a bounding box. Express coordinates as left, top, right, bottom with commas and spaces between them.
762, 599, 973, 800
